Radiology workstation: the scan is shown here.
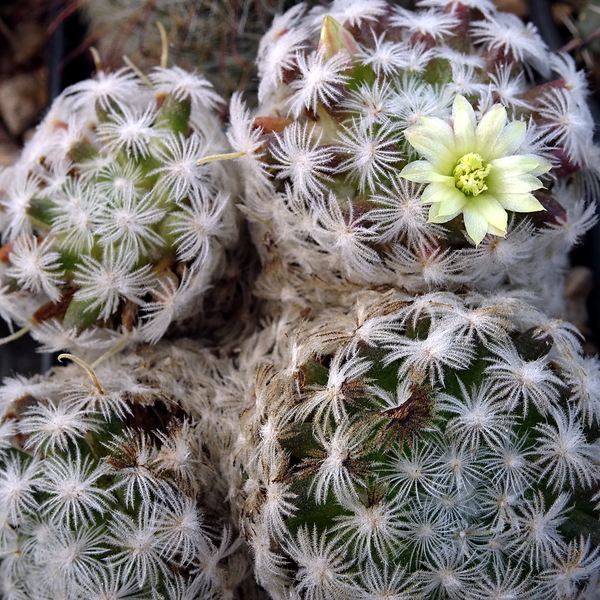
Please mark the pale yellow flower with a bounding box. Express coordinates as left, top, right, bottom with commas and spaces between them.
400, 95, 552, 245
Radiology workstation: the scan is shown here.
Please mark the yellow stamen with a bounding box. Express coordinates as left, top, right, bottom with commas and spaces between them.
453, 153, 491, 196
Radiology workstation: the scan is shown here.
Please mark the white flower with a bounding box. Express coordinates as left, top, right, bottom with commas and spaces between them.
400, 95, 551, 245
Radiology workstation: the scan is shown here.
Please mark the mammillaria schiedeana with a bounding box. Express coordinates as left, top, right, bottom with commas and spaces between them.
1, 0, 600, 599
236, 289, 600, 600
228, 0, 598, 316
0, 340, 257, 600
0, 65, 242, 355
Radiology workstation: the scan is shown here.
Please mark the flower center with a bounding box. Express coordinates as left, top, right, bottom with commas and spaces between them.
453, 152, 491, 196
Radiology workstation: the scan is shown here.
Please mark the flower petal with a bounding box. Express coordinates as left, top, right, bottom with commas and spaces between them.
475, 104, 507, 158
405, 120, 456, 172
463, 205, 490, 245
400, 160, 439, 183
493, 192, 545, 212
452, 95, 476, 156
432, 189, 468, 218
428, 203, 457, 223
418, 116, 455, 149
487, 120, 527, 159
488, 173, 545, 194
489, 154, 552, 177
486, 222, 506, 237
469, 193, 508, 233
421, 181, 465, 209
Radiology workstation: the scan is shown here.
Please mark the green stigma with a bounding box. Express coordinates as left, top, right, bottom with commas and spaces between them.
453, 153, 491, 196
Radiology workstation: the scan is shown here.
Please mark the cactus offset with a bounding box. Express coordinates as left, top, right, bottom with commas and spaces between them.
0, 340, 256, 600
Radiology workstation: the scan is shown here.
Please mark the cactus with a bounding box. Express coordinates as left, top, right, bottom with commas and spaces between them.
229, 0, 599, 316
0, 1, 600, 599
0, 65, 243, 355
236, 289, 600, 600
0, 340, 257, 600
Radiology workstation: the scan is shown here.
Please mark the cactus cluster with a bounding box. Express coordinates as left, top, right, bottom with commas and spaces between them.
0, 0, 599, 599
0, 66, 241, 354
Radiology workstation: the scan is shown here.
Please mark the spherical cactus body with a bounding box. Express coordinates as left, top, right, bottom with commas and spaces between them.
230, 0, 599, 315
238, 290, 600, 599
0, 65, 242, 354
0, 341, 256, 600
